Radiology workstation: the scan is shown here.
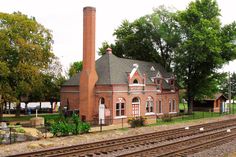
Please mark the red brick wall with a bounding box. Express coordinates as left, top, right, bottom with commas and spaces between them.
60, 86, 80, 110
61, 83, 179, 124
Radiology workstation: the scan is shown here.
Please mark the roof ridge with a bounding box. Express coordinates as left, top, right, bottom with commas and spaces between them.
107, 53, 112, 85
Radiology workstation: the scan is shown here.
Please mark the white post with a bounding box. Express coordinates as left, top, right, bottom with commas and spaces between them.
229, 72, 231, 113
36, 109, 38, 118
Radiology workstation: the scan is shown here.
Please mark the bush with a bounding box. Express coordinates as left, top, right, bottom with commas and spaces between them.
15, 127, 25, 133
161, 114, 172, 122
128, 116, 146, 128
50, 113, 90, 136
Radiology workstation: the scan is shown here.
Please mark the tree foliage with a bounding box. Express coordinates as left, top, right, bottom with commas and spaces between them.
0, 12, 61, 116
175, 0, 236, 113
98, 0, 236, 114
221, 73, 236, 102
98, 6, 181, 71
68, 61, 83, 78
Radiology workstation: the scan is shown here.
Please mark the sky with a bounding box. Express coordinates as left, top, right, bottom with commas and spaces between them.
0, 0, 236, 73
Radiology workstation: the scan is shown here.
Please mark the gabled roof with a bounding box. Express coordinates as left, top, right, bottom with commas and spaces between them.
63, 53, 173, 89
205, 93, 228, 101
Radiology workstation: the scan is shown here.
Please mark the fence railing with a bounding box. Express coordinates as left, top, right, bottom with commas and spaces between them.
1, 106, 236, 144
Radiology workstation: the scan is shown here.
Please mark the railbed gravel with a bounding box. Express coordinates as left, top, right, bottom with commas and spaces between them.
1, 115, 236, 157
189, 139, 236, 157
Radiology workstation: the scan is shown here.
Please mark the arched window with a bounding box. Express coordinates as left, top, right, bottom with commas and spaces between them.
132, 97, 140, 103
169, 99, 172, 112
146, 96, 153, 113
133, 79, 138, 84
116, 98, 125, 116
172, 99, 176, 112
99, 97, 105, 105
156, 100, 162, 113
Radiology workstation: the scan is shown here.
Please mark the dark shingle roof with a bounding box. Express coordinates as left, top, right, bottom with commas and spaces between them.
63, 53, 173, 89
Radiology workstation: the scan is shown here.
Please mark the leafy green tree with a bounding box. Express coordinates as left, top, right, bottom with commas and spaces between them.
175, 0, 236, 113
0, 12, 54, 117
68, 61, 83, 78
221, 73, 236, 103
98, 6, 181, 71
30, 57, 65, 112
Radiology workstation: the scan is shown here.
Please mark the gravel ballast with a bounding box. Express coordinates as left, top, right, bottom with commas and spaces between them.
1, 115, 236, 157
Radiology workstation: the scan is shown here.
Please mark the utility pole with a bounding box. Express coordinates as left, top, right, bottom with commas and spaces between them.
228, 72, 231, 113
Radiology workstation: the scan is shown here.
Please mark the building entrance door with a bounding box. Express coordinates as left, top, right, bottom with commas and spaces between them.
132, 104, 139, 117
132, 97, 140, 117
99, 98, 105, 124
99, 104, 105, 124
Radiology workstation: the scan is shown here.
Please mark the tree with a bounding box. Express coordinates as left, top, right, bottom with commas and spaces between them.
175, 0, 236, 113
98, 6, 181, 71
68, 61, 83, 78
0, 12, 54, 117
221, 72, 236, 103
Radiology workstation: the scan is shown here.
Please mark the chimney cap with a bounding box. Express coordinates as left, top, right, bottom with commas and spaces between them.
83, 6, 96, 11
106, 48, 112, 54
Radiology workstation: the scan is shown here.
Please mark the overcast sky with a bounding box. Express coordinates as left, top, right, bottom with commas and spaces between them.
0, 0, 235, 73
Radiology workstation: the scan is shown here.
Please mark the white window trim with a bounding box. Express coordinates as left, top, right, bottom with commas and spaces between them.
156, 113, 163, 115
145, 112, 155, 116
114, 116, 127, 119
129, 84, 145, 87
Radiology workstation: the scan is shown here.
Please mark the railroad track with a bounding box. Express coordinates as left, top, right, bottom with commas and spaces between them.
120, 126, 236, 157
9, 118, 236, 157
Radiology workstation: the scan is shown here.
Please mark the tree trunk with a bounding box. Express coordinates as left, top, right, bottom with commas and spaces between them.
187, 88, 194, 114
0, 104, 3, 121
25, 102, 28, 115
0, 95, 2, 120
50, 102, 53, 113
39, 101, 42, 110
15, 102, 21, 117
8, 101, 11, 114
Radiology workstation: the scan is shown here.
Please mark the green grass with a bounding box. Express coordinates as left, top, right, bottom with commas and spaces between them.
2, 114, 60, 122
148, 111, 232, 127
179, 103, 188, 110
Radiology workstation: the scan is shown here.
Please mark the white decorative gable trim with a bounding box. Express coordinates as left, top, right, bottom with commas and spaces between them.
150, 66, 155, 71
130, 63, 139, 78
156, 71, 162, 78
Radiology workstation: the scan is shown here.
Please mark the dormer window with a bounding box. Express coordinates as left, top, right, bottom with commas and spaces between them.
133, 79, 139, 84
170, 80, 174, 85
154, 78, 161, 85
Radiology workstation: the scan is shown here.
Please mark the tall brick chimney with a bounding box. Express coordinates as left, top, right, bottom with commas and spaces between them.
79, 7, 98, 121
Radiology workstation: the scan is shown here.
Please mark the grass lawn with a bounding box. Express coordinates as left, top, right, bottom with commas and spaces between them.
1, 113, 60, 122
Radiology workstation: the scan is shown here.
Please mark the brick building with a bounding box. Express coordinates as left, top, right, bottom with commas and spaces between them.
60, 6, 179, 124
193, 93, 228, 113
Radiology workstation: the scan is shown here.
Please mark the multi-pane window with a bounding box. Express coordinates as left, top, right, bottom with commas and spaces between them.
116, 103, 125, 116
172, 99, 176, 112
146, 96, 154, 113
169, 100, 172, 112
116, 98, 125, 116
157, 100, 162, 113
169, 99, 176, 112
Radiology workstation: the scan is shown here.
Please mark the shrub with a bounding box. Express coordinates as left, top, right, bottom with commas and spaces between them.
15, 127, 25, 133
128, 116, 146, 128
50, 113, 91, 136
161, 114, 172, 122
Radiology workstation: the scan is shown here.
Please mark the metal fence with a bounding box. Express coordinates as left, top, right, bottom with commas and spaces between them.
0, 124, 50, 145
1, 106, 236, 144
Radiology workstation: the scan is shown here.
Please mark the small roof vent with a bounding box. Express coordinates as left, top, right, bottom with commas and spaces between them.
150, 66, 155, 71
106, 48, 112, 54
